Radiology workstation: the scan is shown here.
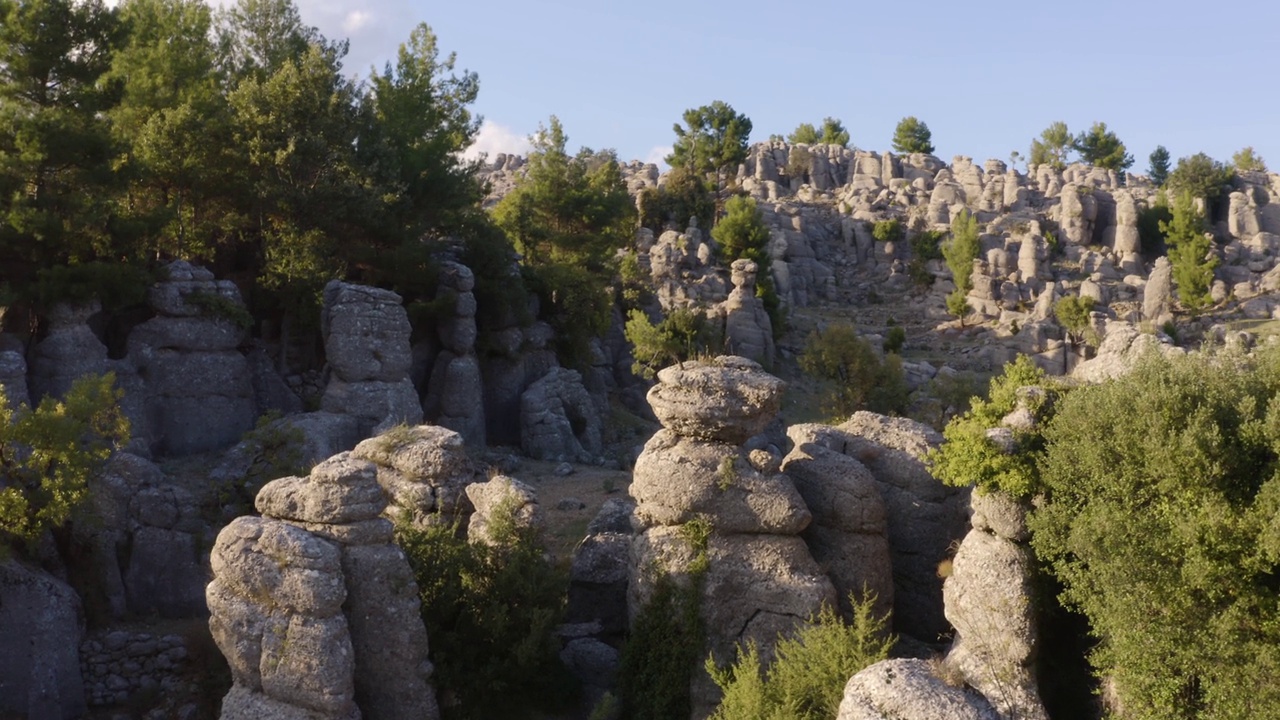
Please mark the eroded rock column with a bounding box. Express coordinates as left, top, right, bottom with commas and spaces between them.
628, 356, 835, 717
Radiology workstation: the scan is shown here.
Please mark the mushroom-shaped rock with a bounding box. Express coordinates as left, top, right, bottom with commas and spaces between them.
647, 356, 785, 443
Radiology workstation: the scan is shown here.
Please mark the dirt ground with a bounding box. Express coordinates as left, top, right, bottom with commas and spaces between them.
494, 457, 635, 562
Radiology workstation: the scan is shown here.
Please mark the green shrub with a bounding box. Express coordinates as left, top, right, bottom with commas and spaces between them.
638, 166, 714, 233
184, 290, 254, 330
871, 219, 904, 244
1031, 348, 1280, 719
618, 517, 711, 720
1162, 191, 1218, 312
882, 326, 906, 355
0, 374, 129, 544
1053, 295, 1097, 347
397, 501, 577, 720
929, 355, 1060, 498
625, 307, 722, 380
908, 229, 945, 286
799, 323, 908, 419
525, 261, 613, 370
707, 593, 893, 720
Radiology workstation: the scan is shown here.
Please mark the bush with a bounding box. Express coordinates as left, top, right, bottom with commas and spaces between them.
707, 593, 893, 720
34, 261, 157, 312
929, 355, 1059, 498
1167, 152, 1235, 205
882, 326, 906, 355
943, 211, 980, 323
1161, 191, 1217, 312
618, 517, 711, 720
0, 374, 130, 543
525, 261, 613, 370
1030, 349, 1280, 719
799, 323, 908, 418
908, 229, 945, 286
625, 307, 722, 380
397, 501, 577, 720
871, 219, 903, 244
638, 166, 715, 233
1053, 295, 1097, 347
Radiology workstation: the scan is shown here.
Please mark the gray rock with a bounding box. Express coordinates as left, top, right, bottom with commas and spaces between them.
969, 491, 1030, 542
647, 356, 785, 443
799, 414, 970, 644
782, 436, 894, 621
210, 517, 347, 617
943, 529, 1047, 720
0, 559, 88, 720
256, 475, 387, 525
520, 368, 603, 463
351, 425, 473, 522
0, 338, 30, 409
587, 498, 635, 535
422, 352, 484, 446
559, 638, 619, 689
124, 527, 207, 618
631, 429, 811, 534
321, 281, 413, 383
837, 659, 999, 720
321, 377, 423, 436
465, 475, 542, 545
567, 532, 631, 636
1142, 257, 1173, 324
721, 259, 776, 368
27, 302, 108, 404
342, 544, 440, 720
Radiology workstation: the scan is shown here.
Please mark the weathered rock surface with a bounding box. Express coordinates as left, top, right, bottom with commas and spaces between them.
27, 299, 108, 405
422, 263, 485, 446
720, 259, 775, 367
837, 659, 999, 720
631, 429, 811, 534
464, 474, 542, 545
0, 559, 88, 720
629, 356, 832, 717
646, 356, 785, 443
782, 430, 894, 621
210, 451, 439, 720
520, 367, 603, 463
350, 424, 473, 525
321, 280, 422, 434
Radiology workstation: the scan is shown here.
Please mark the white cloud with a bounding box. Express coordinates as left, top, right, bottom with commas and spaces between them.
342, 10, 371, 34
645, 145, 673, 169
463, 120, 533, 162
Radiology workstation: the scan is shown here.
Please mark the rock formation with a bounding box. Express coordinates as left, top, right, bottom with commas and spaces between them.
719, 259, 775, 367
26, 299, 107, 405
781, 425, 894, 621
0, 559, 89, 720
349, 424, 474, 528
321, 281, 422, 435
520, 367, 603, 464
837, 659, 999, 720
423, 262, 485, 446
208, 452, 439, 720
122, 261, 258, 455
628, 356, 835, 717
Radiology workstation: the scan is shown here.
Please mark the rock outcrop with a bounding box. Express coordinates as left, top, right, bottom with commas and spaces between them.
719, 259, 775, 367
321, 281, 423, 435
27, 299, 108, 405
422, 262, 486, 446
350, 424, 474, 528
520, 367, 603, 464
781, 425, 894, 621
208, 452, 439, 720
628, 357, 835, 717
790, 413, 969, 644
837, 659, 999, 720
125, 261, 257, 455
0, 559, 89, 720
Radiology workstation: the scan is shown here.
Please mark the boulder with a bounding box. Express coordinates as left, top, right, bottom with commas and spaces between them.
27, 300, 108, 404
781, 434, 894, 620
631, 429, 810, 534
0, 560, 88, 720
721, 259, 776, 367
520, 368, 603, 463
464, 475, 542, 545
321, 282, 413, 383
837, 659, 999, 720
646, 356, 785, 443
351, 425, 473, 523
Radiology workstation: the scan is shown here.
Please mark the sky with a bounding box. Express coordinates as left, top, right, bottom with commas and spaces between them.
284, 0, 1277, 172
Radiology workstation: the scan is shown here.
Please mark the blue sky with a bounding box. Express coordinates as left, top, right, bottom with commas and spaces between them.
297, 0, 1278, 172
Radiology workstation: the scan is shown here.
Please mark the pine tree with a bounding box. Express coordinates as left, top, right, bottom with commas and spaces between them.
1073, 121, 1133, 171
1148, 145, 1171, 186
1029, 121, 1072, 170
942, 210, 980, 323
1161, 191, 1217, 311
890, 116, 934, 154
667, 101, 752, 193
